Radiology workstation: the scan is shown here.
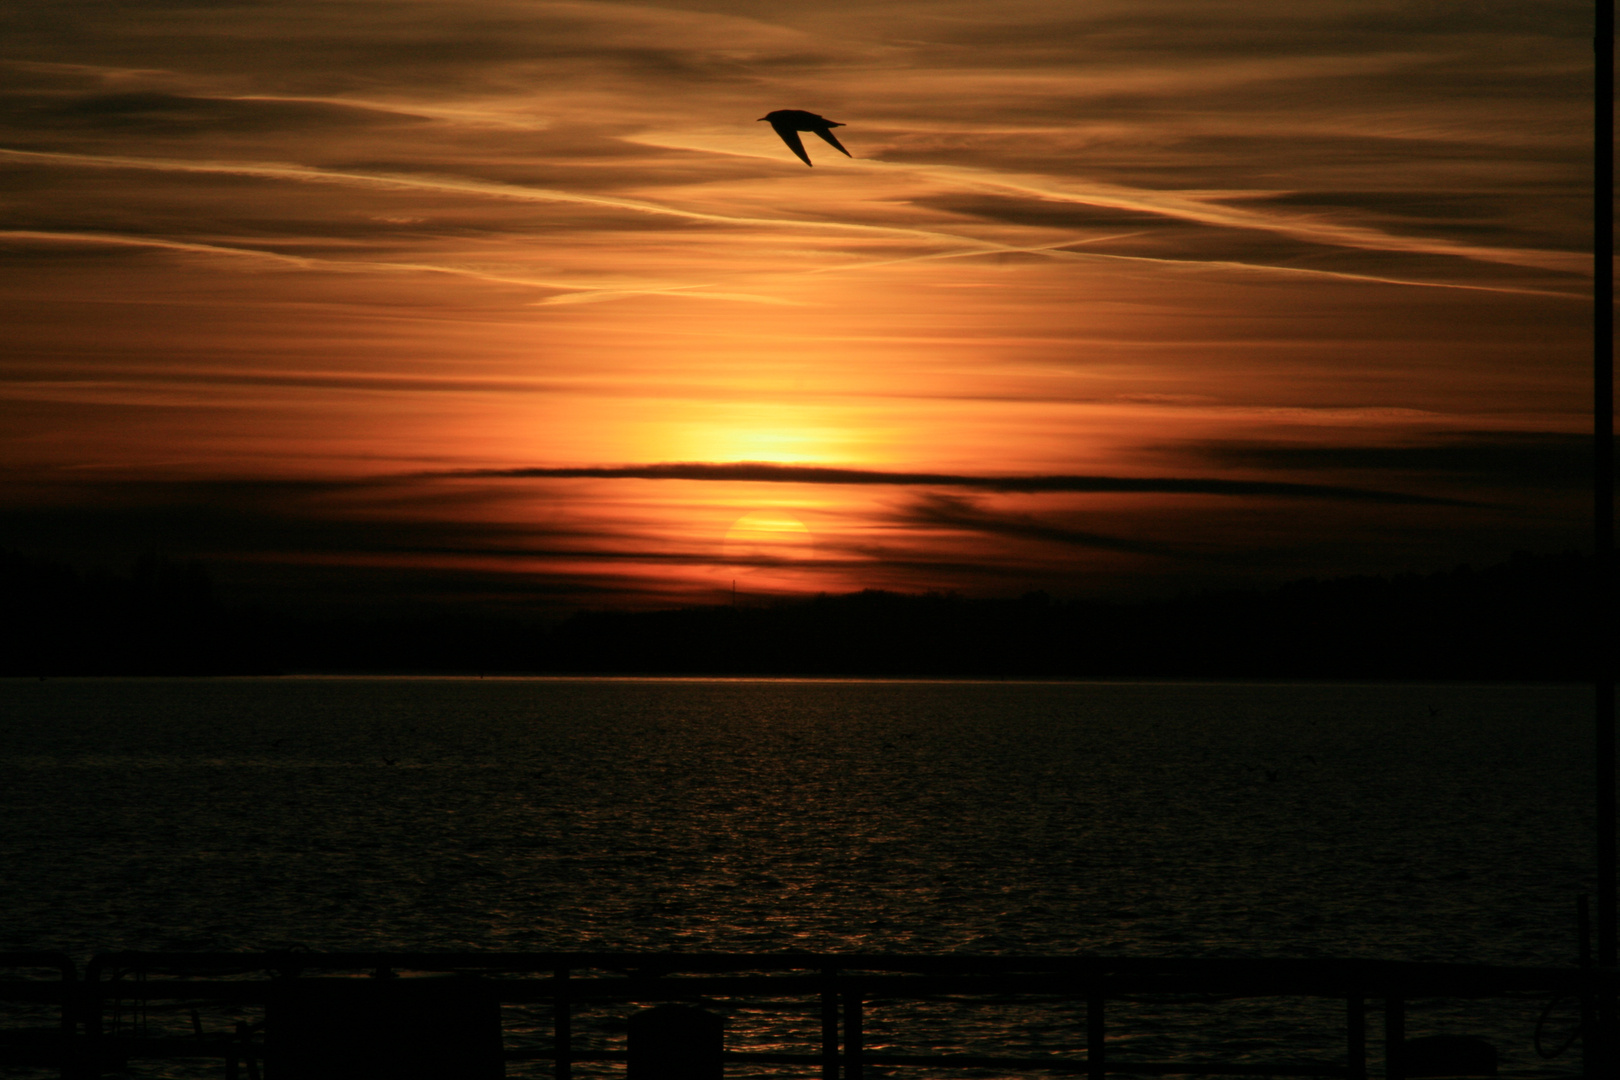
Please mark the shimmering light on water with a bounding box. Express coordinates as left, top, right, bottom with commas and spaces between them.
0, 678, 1595, 1077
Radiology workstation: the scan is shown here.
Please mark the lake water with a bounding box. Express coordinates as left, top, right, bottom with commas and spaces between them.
0, 677, 1598, 1076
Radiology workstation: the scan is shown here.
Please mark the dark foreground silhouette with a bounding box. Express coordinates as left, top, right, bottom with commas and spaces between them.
760, 109, 851, 165
0, 549, 1599, 678
0, 951, 1569, 1079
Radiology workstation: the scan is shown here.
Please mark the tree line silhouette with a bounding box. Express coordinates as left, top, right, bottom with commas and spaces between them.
0, 548, 1598, 679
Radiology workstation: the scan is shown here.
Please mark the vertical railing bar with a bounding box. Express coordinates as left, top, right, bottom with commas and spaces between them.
555, 967, 572, 1080
842, 982, 863, 1080
1581, 893, 1598, 1080
1383, 996, 1404, 1080
47, 954, 76, 1080
56, 956, 75, 1039
229, 1020, 254, 1080
821, 968, 840, 1080
1087, 994, 1105, 1080
1347, 995, 1366, 1080
83, 956, 104, 1044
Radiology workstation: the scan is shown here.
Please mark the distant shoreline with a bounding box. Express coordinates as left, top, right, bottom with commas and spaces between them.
3, 548, 1598, 681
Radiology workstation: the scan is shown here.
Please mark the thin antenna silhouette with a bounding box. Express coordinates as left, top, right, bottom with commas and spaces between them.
1595, 0, 1615, 972
1591, 3, 1615, 1072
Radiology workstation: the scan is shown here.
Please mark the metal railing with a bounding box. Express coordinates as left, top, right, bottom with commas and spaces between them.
0, 952, 1602, 1079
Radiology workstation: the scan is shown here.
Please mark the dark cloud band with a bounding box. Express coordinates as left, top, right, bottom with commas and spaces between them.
442, 462, 1469, 505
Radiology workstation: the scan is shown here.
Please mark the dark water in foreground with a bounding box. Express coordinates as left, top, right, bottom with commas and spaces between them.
0, 678, 1597, 1076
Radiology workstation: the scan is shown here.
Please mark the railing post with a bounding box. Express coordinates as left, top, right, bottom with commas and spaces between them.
58, 956, 76, 1039
821, 969, 840, 1080
1581, 894, 1599, 1080
1384, 996, 1404, 1080
55, 955, 77, 1080
242, 1019, 260, 1080
1347, 996, 1366, 1080
842, 983, 863, 1080
83, 956, 103, 1042
1087, 995, 1105, 1080
554, 967, 571, 1080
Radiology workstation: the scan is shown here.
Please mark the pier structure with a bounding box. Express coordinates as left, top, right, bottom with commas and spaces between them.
0, 951, 1602, 1078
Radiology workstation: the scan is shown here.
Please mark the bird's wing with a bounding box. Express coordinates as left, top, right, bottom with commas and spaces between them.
771, 122, 813, 166
813, 127, 851, 157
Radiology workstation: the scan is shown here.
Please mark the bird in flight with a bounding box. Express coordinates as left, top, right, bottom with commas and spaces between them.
759, 110, 851, 166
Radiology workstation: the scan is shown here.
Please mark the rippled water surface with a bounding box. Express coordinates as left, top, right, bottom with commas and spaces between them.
0, 677, 1597, 1076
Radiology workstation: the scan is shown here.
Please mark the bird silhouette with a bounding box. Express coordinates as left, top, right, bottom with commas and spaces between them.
759, 109, 851, 166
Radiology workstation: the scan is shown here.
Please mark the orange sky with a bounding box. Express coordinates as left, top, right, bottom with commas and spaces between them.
0, 1, 1600, 612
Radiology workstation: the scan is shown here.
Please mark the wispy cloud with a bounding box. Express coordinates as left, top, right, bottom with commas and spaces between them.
0, 147, 1008, 249
0, 0, 1591, 611
901, 493, 1181, 556
2, 144, 1582, 300
626, 135, 1590, 279
0, 229, 800, 305
1191, 432, 1602, 486
0, 229, 323, 268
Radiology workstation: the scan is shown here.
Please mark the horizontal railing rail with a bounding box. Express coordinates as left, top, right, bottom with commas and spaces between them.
78, 951, 1598, 987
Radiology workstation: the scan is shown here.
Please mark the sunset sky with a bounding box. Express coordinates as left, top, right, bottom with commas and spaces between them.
0, 1, 1599, 614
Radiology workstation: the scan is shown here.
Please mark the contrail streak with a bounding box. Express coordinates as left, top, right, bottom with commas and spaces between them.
863, 158, 1589, 276
0, 229, 799, 305
4, 148, 1578, 299
0, 147, 1009, 252
629, 132, 1586, 280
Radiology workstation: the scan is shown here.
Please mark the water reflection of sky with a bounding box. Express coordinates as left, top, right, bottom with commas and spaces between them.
1, 677, 1591, 1077
1, 679, 1588, 963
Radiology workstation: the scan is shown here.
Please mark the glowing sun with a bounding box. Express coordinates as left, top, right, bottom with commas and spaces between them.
722, 511, 816, 565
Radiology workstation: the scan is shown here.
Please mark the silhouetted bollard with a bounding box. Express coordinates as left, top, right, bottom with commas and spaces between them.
627, 1004, 724, 1080
1400, 1035, 1496, 1078
265, 975, 503, 1079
